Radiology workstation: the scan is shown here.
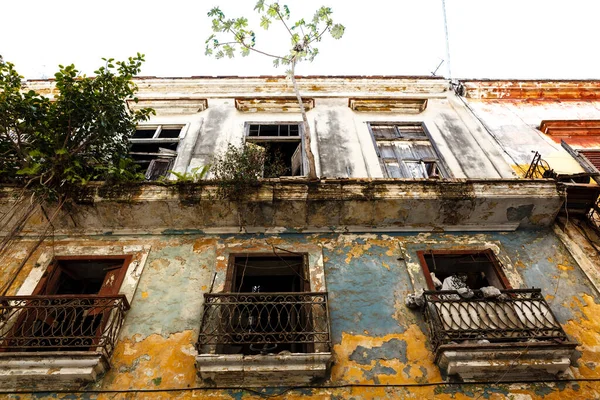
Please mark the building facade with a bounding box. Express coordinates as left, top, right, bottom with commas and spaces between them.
1, 76, 599, 399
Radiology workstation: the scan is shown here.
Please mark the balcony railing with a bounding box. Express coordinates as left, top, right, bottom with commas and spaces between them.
0, 295, 130, 359
197, 292, 331, 355
423, 289, 569, 350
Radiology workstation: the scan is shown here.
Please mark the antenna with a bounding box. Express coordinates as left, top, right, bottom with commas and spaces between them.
431, 59, 445, 77
441, 0, 452, 79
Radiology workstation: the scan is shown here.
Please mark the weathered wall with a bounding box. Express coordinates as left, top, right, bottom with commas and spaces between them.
463, 95, 600, 177
3, 229, 600, 399
24, 77, 516, 180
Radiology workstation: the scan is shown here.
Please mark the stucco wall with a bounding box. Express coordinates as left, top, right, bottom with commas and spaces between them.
465, 99, 600, 176
2, 229, 600, 398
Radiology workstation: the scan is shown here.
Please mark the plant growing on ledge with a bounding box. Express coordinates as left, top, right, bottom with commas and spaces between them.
205, 1, 345, 180
212, 142, 287, 200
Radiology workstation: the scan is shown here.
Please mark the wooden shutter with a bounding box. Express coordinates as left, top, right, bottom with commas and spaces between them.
580, 150, 600, 171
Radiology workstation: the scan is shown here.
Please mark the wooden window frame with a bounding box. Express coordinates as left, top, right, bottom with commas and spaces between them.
32, 255, 132, 296
367, 122, 450, 179
129, 124, 188, 180
244, 122, 306, 177
416, 249, 512, 291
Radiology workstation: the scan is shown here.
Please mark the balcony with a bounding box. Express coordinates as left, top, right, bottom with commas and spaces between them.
0, 295, 129, 389
196, 292, 332, 386
423, 289, 578, 381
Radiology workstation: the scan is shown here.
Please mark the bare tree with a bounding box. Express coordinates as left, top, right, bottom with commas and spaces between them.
206, 1, 345, 180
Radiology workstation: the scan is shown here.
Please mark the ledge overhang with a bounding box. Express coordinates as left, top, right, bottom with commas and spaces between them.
0, 179, 563, 235
0, 352, 109, 390
126, 97, 208, 114
348, 98, 427, 113
196, 352, 332, 386
459, 80, 600, 100
235, 97, 314, 113
435, 342, 578, 382
24, 76, 449, 99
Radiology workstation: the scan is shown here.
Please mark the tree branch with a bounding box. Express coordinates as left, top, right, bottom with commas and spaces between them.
274, 8, 295, 41
306, 23, 331, 46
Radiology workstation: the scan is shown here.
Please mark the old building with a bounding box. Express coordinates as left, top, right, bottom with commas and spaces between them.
1, 76, 599, 399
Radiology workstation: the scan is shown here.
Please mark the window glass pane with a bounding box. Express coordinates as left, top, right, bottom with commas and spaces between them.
404, 161, 427, 178
384, 161, 402, 178
409, 142, 437, 159
158, 128, 181, 138
377, 143, 397, 159
372, 125, 398, 139
132, 129, 155, 139
396, 124, 427, 139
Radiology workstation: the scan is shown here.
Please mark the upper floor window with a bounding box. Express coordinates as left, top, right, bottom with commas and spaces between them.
417, 249, 511, 291
129, 124, 186, 180
369, 122, 444, 179
245, 123, 304, 177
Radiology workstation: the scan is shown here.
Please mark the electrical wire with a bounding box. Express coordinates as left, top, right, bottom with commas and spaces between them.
3, 378, 600, 397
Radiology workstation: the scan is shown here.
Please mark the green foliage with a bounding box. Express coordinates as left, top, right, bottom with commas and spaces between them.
169, 165, 211, 183
205, 1, 345, 68
212, 142, 286, 199
0, 54, 153, 200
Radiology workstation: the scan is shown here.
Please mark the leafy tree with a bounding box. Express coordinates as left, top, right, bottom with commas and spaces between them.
205, 1, 345, 180
0, 55, 152, 295
0, 54, 153, 200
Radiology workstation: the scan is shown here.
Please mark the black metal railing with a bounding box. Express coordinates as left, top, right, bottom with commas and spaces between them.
197, 292, 331, 355
0, 295, 130, 358
423, 289, 569, 351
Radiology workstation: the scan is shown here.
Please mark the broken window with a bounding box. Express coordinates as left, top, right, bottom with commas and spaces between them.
417, 249, 511, 291
245, 123, 304, 177
369, 122, 444, 179
129, 125, 186, 180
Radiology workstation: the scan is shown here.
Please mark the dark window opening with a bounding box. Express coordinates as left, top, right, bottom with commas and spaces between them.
418, 250, 511, 291
246, 124, 303, 177
248, 124, 300, 137
230, 255, 307, 293
129, 126, 183, 181
223, 254, 310, 355
132, 129, 156, 139
157, 128, 182, 138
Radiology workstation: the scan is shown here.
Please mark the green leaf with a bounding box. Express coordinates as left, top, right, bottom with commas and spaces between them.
330, 23, 345, 39
273, 58, 280, 68
260, 16, 271, 30
254, 0, 265, 12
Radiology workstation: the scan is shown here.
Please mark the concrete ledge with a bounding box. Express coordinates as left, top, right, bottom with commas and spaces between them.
435, 342, 578, 382
0, 179, 564, 235
196, 352, 332, 386
0, 352, 109, 390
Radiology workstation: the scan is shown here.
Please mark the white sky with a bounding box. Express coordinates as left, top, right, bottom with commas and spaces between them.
2, 0, 599, 80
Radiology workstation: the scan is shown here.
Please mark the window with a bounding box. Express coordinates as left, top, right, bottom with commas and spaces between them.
417, 249, 511, 291
196, 250, 332, 385
218, 254, 313, 355
1, 257, 130, 354
129, 125, 186, 180
369, 122, 444, 179
416, 249, 576, 382
245, 123, 304, 177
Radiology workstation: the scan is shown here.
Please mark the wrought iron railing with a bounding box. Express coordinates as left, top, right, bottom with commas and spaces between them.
0, 295, 130, 358
197, 292, 331, 355
423, 289, 569, 351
